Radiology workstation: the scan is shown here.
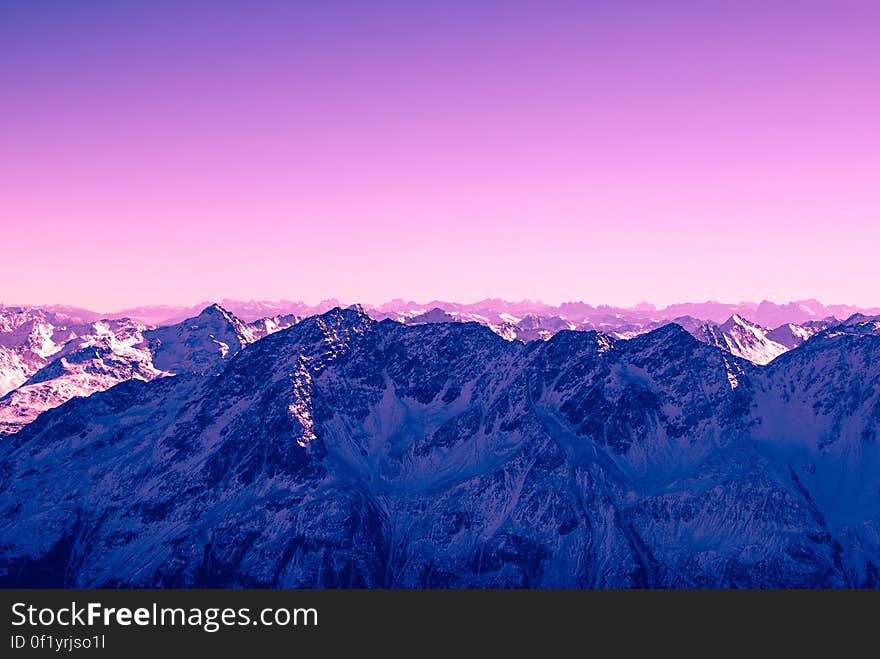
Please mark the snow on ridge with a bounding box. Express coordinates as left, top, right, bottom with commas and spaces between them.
3, 301, 880, 437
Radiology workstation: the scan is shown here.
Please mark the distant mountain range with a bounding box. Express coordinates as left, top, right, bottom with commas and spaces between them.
6, 297, 877, 327
1, 301, 878, 587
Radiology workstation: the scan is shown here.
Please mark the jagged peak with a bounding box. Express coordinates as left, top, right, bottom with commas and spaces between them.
198, 302, 232, 317
321, 304, 371, 321
516, 314, 542, 329
190, 303, 249, 331
394, 315, 511, 350
544, 326, 613, 353
720, 314, 762, 332
294, 306, 376, 338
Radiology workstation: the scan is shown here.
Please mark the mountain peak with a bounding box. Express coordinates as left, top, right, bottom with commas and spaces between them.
651, 321, 696, 339
199, 302, 233, 318
345, 303, 369, 315
408, 308, 456, 324
627, 322, 700, 352
145, 304, 251, 375
311, 305, 376, 334
843, 312, 872, 325
720, 314, 759, 332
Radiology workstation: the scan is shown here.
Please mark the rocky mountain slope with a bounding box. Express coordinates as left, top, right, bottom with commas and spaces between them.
0, 308, 877, 588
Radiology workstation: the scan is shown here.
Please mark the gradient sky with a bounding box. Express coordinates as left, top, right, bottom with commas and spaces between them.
2, 1, 879, 310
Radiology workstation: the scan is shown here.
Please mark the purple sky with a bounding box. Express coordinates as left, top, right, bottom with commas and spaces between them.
2, 1, 879, 310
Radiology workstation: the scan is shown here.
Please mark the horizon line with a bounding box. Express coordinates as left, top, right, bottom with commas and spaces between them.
3, 296, 880, 317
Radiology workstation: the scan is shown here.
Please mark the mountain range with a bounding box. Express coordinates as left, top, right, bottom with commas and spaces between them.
6, 297, 876, 327
0, 301, 878, 587
0, 297, 856, 433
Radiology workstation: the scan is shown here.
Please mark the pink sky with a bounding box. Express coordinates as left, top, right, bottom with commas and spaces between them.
2, 2, 879, 310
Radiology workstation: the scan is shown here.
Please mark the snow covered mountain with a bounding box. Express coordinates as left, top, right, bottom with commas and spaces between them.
145, 303, 253, 374
681, 314, 789, 365
0, 304, 297, 436
10, 298, 875, 368
0, 306, 95, 396
0, 318, 159, 435
402, 309, 576, 343
0, 307, 877, 588
246, 313, 300, 340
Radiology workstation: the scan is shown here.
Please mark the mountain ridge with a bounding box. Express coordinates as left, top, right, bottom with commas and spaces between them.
1, 306, 878, 587
3, 302, 878, 437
